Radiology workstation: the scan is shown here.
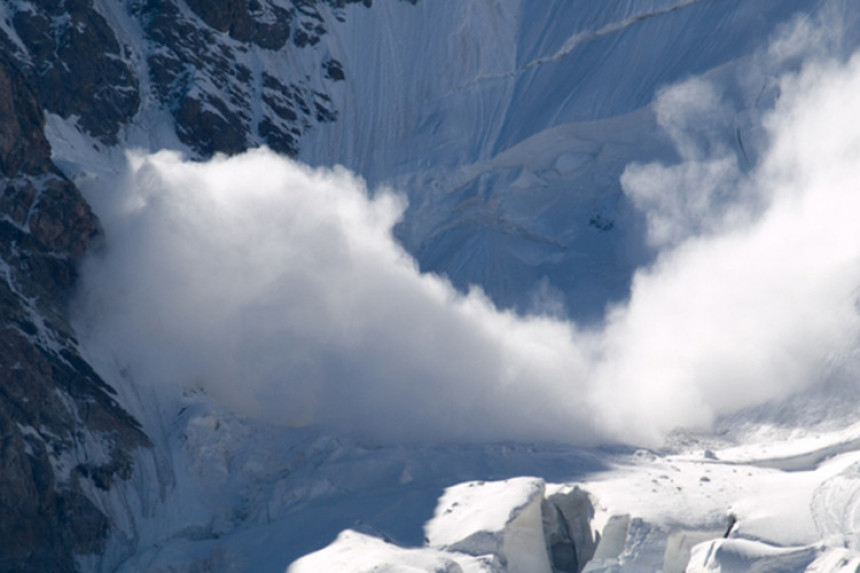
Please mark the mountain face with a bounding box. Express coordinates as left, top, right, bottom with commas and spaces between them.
0, 2, 391, 569
0, 46, 147, 571
2, 0, 860, 571
2, 0, 368, 155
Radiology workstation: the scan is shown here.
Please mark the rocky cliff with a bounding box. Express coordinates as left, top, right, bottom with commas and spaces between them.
0, 46, 148, 571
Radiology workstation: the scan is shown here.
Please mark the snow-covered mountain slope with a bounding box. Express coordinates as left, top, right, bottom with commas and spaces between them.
300, 0, 860, 318
19, 0, 857, 321
29, 0, 857, 320
4, 0, 860, 571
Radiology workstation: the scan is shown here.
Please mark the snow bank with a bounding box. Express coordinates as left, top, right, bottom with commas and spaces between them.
287, 530, 496, 573
285, 477, 601, 573
426, 478, 551, 573
686, 538, 860, 572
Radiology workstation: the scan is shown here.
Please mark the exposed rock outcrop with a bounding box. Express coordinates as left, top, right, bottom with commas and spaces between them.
10, 0, 140, 143
138, 0, 349, 156
0, 40, 148, 573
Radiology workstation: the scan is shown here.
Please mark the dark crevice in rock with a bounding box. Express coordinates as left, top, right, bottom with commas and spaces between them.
542, 487, 599, 573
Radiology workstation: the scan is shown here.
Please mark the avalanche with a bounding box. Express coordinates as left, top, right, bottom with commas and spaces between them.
30, 0, 860, 571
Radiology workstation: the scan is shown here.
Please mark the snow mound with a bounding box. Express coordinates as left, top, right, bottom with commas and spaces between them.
287, 530, 498, 573
425, 478, 551, 573
286, 477, 601, 573
687, 538, 860, 572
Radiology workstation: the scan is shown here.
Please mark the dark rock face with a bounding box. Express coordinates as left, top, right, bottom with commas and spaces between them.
323, 57, 345, 81
1, 0, 365, 158
0, 52, 51, 176
184, 0, 292, 49
0, 42, 148, 573
10, 0, 140, 143
138, 0, 348, 156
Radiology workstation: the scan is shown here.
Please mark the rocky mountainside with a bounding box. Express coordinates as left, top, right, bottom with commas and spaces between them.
0, 0, 373, 570
0, 47, 147, 571
1, 0, 371, 156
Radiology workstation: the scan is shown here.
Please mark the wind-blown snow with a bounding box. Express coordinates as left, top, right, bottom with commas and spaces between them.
75, 149, 598, 444
74, 39, 860, 446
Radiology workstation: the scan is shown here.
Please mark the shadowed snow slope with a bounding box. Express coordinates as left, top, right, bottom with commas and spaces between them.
300, 0, 859, 318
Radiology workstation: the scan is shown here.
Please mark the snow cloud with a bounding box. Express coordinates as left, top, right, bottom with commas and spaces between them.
76, 31, 860, 446
76, 150, 598, 443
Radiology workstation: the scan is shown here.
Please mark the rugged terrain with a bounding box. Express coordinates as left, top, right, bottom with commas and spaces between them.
2, 0, 860, 571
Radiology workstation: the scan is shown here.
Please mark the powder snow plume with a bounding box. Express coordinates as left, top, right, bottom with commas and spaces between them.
75, 31, 860, 446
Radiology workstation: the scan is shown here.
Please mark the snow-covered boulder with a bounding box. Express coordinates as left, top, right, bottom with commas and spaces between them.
425, 477, 552, 573
287, 530, 498, 573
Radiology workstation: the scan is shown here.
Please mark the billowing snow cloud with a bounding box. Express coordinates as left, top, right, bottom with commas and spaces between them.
76, 31, 860, 446
76, 150, 598, 443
